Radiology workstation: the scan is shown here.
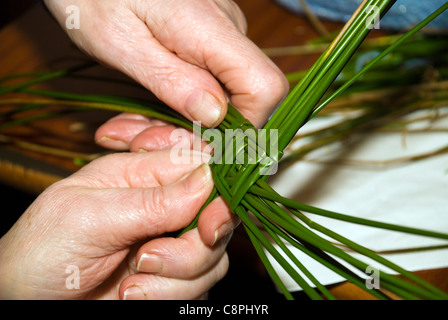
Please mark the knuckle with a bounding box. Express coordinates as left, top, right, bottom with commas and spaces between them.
214, 0, 248, 34
142, 186, 187, 233
143, 187, 169, 227
270, 71, 290, 104
254, 68, 289, 107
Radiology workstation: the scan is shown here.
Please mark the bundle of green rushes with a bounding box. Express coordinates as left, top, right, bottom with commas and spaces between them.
1, 0, 448, 299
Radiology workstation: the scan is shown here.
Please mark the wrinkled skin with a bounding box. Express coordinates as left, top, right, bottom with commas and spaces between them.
45, 0, 288, 130
0, 0, 288, 300
0, 151, 238, 299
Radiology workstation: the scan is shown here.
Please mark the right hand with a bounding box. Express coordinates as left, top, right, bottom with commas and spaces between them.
44, 0, 289, 131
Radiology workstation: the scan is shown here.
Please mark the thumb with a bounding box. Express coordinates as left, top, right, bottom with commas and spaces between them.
88, 163, 214, 247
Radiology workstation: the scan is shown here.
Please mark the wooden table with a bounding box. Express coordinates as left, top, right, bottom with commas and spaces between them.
0, 0, 447, 300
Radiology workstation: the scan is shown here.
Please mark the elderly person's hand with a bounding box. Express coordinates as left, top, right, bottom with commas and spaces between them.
0, 151, 237, 299
44, 0, 288, 140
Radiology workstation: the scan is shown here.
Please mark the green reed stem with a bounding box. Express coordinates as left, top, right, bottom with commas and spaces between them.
312, 1, 448, 118
251, 182, 448, 240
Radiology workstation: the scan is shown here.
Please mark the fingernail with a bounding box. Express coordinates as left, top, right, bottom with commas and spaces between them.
182, 163, 212, 193
212, 222, 234, 246
95, 136, 128, 150
186, 90, 223, 128
95, 136, 109, 143
123, 285, 146, 300
137, 253, 163, 273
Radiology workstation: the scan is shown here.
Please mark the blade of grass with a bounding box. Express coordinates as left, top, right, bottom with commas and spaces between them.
311, 1, 448, 119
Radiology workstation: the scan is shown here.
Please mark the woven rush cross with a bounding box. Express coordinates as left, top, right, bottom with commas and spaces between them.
211, 109, 282, 212
179, 0, 448, 300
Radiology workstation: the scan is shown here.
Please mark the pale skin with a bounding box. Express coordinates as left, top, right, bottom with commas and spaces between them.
0, 0, 288, 299
0, 151, 235, 299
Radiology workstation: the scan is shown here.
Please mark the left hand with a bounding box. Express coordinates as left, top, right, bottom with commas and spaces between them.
0, 150, 236, 299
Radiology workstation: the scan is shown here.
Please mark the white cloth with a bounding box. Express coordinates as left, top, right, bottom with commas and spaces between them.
266, 108, 448, 291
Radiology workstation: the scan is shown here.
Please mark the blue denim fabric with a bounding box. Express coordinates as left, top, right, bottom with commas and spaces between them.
274, 0, 448, 31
